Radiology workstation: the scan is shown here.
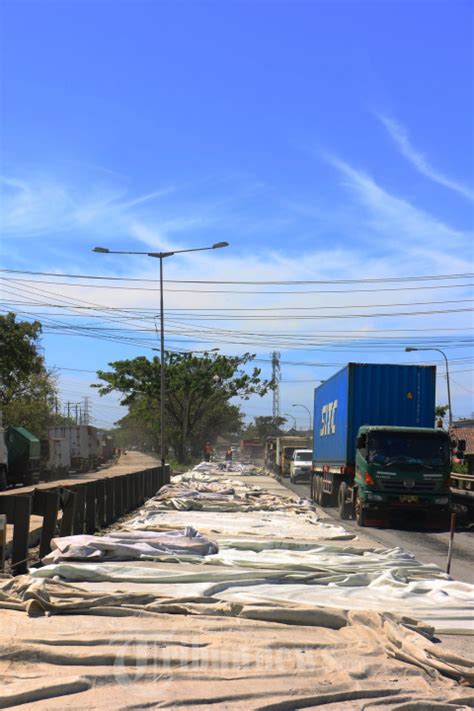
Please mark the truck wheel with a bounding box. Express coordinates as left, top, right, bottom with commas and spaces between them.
319, 477, 330, 508
320, 489, 330, 508
355, 493, 366, 527
338, 482, 351, 520
315, 475, 322, 504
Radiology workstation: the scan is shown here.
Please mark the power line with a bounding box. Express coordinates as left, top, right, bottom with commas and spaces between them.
450, 377, 474, 394
3, 297, 473, 310
1, 268, 473, 284
2, 275, 473, 294
6, 306, 472, 353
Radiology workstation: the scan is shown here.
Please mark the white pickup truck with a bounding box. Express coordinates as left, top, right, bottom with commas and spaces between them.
289, 449, 313, 483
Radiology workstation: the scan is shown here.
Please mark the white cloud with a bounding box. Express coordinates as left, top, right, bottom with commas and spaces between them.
0, 175, 175, 238
2, 164, 473, 417
327, 155, 471, 264
376, 113, 474, 201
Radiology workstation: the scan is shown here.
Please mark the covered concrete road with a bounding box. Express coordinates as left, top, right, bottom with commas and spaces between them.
282, 477, 474, 584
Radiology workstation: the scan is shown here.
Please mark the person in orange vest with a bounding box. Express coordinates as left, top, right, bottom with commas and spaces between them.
203, 442, 214, 462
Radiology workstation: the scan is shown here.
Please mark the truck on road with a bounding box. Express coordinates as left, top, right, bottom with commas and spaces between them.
275, 435, 312, 477
311, 363, 452, 527
6, 426, 41, 487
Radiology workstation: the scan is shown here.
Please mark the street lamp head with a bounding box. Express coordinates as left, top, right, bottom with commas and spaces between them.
92, 246, 110, 253
405, 347, 417, 352
212, 241, 229, 249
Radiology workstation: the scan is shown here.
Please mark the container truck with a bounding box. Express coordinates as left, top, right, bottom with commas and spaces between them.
42, 430, 72, 480
311, 363, 452, 527
240, 438, 265, 462
49, 425, 99, 472
5, 427, 41, 487
97, 432, 116, 465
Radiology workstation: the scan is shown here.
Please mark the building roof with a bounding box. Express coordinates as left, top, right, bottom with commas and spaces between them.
8, 426, 40, 443
450, 422, 474, 455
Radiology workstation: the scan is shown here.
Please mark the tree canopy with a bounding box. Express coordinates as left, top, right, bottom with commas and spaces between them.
242, 416, 287, 442
0, 313, 45, 407
95, 351, 273, 462
0, 313, 62, 436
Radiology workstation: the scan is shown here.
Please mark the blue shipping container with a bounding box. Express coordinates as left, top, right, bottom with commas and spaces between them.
313, 363, 436, 467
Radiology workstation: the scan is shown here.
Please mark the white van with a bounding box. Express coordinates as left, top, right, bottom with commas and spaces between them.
289, 449, 313, 483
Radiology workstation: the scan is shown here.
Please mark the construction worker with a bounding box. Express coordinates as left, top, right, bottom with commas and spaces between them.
203, 442, 214, 462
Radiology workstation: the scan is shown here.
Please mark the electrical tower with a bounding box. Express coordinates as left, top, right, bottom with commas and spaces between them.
271, 351, 281, 419
83, 397, 91, 425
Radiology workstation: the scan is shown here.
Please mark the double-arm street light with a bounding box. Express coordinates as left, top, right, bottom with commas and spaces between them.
405, 346, 452, 427
93, 242, 229, 471
292, 403, 312, 432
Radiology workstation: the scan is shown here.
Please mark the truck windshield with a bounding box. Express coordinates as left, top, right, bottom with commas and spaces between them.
367, 432, 450, 467
295, 451, 312, 461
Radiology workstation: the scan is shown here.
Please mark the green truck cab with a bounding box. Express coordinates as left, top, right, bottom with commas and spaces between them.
351, 425, 451, 526
6, 427, 41, 487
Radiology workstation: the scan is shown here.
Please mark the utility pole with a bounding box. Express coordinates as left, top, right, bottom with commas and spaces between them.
271, 351, 281, 420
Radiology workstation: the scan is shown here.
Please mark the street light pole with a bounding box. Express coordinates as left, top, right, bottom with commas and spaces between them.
283, 413, 298, 431
405, 347, 453, 427
159, 254, 165, 470
292, 403, 312, 432
93, 242, 229, 472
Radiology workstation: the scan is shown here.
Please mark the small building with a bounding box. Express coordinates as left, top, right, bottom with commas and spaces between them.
450, 419, 474, 475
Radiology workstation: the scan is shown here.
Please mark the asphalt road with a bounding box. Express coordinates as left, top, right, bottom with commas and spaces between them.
282, 477, 474, 584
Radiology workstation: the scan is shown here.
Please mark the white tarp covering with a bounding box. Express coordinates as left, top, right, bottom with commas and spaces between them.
0, 460, 473, 708
41, 528, 219, 563
27, 543, 474, 633
124, 509, 354, 539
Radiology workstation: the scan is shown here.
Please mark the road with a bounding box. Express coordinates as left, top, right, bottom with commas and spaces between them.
282, 477, 474, 584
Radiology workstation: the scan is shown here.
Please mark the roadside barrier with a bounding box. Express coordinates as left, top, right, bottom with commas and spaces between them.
0, 465, 169, 575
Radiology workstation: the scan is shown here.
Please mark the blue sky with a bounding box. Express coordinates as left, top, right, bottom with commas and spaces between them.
1, 0, 473, 428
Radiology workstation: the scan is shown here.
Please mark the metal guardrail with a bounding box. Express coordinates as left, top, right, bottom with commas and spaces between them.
0, 465, 170, 575
450, 472, 474, 511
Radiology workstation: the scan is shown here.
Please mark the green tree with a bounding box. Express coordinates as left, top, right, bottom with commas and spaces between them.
435, 405, 449, 419
243, 416, 287, 442
0, 313, 62, 437
0, 313, 45, 406
94, 351, 273, 462
2, 370, 59, 437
